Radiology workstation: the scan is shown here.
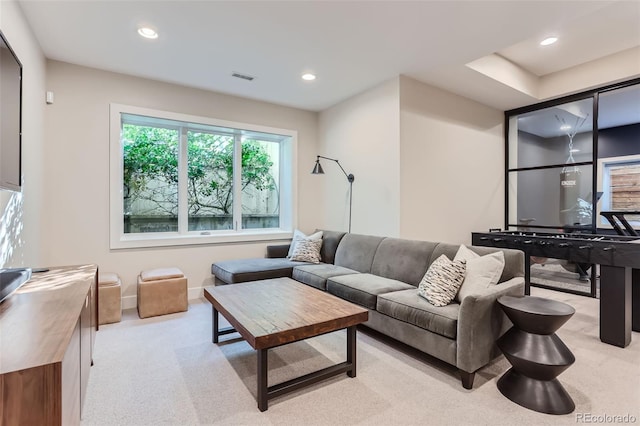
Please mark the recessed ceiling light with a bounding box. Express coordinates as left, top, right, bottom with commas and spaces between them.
138, 27, 158, 39
302, 73, 316, 81
560, 124, 571, 131
570, 149, 580, 153
540, 36, 558, 46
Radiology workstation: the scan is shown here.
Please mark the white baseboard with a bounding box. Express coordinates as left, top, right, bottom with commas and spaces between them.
121, 286, 205, 310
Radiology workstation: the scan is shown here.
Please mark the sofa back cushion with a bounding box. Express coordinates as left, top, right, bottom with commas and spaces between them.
316, 230, 347, 264
371, 238, 438, 286
334, 233, 385, 273
430, 243, 524, 283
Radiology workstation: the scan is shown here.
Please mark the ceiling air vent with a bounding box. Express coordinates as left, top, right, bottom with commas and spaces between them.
232, 72, 255, 81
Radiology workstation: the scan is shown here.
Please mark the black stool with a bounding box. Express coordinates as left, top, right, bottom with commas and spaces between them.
497, 295, 576, 414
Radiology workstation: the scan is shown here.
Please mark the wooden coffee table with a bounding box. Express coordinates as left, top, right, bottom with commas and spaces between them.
203, 277, 369, 411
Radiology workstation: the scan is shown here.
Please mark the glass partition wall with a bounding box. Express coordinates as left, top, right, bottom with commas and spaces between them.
505, 79, 640, 296
508, 97, 595, 232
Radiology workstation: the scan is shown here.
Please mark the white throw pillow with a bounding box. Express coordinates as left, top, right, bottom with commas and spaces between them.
290, 238, 322, 263
417, 254, 466, 307
454, 245, 505, 302
287, 229, 323, 258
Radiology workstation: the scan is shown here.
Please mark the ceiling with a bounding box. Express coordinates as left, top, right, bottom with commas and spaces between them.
16, 0, 640, 113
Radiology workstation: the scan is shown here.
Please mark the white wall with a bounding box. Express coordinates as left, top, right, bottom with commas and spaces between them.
0, 0, 47, 268
317, 76, 503, 244
318, 78, 400, 236
43, 61, 319, 306
399, 76, 504, 244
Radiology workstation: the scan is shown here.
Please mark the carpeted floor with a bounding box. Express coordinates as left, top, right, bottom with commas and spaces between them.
81, 287, 640, 425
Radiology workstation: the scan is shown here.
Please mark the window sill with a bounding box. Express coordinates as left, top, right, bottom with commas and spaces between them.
110, 229, 293, 250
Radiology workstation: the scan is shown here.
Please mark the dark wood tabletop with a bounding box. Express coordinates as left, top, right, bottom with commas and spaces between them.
498, 295, 576, 317
204, 278, 368, 350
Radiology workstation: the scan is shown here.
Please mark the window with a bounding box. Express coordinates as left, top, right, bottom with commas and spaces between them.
597, 155, 640, 228
110, 104, 296, 248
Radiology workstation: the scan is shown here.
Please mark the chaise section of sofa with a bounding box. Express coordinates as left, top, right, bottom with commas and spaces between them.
211, 257, 309, 284
211, 230, 348, 285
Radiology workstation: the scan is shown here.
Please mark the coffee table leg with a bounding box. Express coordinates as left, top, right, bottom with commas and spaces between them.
212, 307, 220, 343
347, 326, 356, 378
257, 349, 268, 411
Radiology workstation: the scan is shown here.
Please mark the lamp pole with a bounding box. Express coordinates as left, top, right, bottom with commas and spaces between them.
312, 155, 355, 233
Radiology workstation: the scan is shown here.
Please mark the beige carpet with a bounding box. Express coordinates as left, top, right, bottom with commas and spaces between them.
82, 287, 640, 425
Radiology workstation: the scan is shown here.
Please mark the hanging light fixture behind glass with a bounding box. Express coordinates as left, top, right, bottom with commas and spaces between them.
556, 112, 589, 227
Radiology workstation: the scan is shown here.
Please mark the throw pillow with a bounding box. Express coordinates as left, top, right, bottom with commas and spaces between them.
417, 254, 466, 307
287, 229, 323, 258
454, 245, 505, 302
290, 238, 322, 263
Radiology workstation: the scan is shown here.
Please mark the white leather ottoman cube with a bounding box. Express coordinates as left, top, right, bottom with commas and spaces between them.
137, 267, 188, 319
98, 272, 122, 325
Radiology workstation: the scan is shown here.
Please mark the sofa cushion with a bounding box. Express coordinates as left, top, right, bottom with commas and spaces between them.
316, 230, 347, 264
417, 254, 466, 307
293, 264, 359, 290
327, 273, 414, 310
99, 272, 121, 286
371, 238, 438, 286
454, 245, 505, 302
377, 288, 459, 339
334, 234, 385, 273
211, 258, 308, 284
140, 267, 184, 282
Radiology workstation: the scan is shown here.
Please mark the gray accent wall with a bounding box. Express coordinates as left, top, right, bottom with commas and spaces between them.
599, 123, 640, 158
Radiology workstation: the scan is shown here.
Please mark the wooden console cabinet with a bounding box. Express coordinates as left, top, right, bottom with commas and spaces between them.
0, 265, 98, 426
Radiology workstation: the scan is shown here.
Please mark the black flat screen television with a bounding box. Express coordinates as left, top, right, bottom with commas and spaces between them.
0, 30, 23, 192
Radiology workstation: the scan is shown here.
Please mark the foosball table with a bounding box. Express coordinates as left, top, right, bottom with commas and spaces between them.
472, 230, 640, 348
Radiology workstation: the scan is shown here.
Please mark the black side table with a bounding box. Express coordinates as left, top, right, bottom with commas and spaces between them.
497, 295, 576, 415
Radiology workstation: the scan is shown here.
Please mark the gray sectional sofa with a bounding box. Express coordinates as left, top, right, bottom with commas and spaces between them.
211, 231, 525, 389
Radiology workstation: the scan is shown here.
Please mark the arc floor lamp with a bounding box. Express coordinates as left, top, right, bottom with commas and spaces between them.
312, 155, 355, 233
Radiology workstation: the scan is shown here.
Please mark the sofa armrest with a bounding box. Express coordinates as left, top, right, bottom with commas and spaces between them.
266, 244, 290, 258
456, 277, 525, 373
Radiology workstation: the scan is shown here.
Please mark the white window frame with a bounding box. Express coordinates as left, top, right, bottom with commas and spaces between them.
109, 103, 297, 249
597, 154, 640, 229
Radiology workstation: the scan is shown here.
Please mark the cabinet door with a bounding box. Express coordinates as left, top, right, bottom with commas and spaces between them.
80, 293, 92, 414
62, 320, 81, 426
91, 269, 97, 347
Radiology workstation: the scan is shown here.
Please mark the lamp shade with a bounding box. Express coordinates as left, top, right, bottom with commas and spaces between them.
312, 161, 324, 174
